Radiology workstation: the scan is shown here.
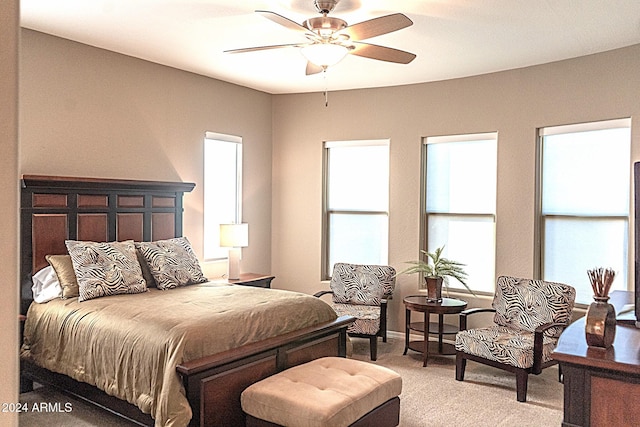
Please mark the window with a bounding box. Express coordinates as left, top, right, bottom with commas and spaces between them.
203, 132, 242, 260
323, 139, 390, 278
423, 133, 497, 294
539, 118, 631, 304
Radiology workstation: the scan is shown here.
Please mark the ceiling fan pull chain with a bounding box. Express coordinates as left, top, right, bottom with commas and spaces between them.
323, 68, 329, 107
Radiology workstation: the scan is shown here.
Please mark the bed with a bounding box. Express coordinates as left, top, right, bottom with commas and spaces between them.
19, 175, 353, 427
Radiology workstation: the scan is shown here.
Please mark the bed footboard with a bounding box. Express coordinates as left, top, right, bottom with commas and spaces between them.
176, 315, 354, 427
21, 315, 353, 427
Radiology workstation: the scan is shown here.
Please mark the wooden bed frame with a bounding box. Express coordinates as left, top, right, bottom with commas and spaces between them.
19, 175, 352, 427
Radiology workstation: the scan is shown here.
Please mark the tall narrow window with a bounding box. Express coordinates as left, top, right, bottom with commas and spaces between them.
539, 118, 631, 304
203, 132, 242, 260
423, 133, 497, 294
323, 139, 390, 278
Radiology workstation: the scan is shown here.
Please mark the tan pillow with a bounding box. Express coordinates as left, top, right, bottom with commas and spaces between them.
46, 254, 79, 298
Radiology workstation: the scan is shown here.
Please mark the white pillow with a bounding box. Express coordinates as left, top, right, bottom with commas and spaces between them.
32, 265, 63, 303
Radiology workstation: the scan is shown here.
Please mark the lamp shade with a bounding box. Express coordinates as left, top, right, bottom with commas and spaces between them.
219, 223, 248, 248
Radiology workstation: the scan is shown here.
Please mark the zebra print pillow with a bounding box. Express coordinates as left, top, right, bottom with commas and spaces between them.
135, 237, 207, 290
65, 240, 148, 302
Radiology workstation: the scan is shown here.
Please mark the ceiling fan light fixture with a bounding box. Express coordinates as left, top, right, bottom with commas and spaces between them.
301, 43, 349, 68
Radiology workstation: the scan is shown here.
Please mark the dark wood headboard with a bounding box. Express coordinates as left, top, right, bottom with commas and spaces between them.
20, 175, 195, 314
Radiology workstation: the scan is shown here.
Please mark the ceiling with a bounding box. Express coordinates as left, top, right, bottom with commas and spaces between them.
20, 0, 640, 94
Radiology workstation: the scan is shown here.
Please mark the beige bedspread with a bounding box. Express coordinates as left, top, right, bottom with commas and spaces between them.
20, 283, 337, 426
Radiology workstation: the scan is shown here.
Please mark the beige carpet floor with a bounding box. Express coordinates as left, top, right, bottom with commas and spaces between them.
350, 334, 564, 427
19, 334, 564, 426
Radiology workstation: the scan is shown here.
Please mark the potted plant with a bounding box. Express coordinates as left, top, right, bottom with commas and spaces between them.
400, 246, 474, 302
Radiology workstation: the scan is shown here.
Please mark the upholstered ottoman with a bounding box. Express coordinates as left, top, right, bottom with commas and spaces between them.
241, 357, 402, 427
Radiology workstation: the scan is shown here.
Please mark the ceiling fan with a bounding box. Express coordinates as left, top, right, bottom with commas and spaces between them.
225, 0, 416, 75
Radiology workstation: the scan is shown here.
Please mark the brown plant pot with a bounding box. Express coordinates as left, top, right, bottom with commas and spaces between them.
424, 276, 443, 303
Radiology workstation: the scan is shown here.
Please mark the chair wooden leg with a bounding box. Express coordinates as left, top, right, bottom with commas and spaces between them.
558, 364, 563, 383
370, 336, 378, 361
515, 369, 528, 402
455, 352, 466, 381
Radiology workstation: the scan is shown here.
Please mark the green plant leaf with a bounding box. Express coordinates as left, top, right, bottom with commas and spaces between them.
400, 245, 476, 296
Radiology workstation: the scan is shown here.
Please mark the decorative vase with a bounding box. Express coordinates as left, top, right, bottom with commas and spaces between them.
424, 277, 443, 303
585, 296, 616, 349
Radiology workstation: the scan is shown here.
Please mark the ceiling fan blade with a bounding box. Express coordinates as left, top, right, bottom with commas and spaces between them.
256, 10, 315, 36
350, 42, 416, 64
341, 13, 412, 41
305, 62, 325, 75
224, 43, 303, 54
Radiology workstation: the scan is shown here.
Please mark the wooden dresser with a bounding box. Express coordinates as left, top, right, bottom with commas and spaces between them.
552, 291, 640, 427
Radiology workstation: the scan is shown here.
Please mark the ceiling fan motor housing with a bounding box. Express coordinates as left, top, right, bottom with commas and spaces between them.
304, 16, 348, 38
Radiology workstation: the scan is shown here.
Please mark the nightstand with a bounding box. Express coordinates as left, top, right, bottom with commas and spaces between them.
216, 273, 275, 288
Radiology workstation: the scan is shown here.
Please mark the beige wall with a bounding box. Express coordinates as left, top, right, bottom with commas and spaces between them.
13, 29, 640, 347
1, 0, 19, 425
272, 44, 640, 332
19, 29, 274, 278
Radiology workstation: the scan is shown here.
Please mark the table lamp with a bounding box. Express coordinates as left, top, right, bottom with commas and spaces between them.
219, 223, 248, 280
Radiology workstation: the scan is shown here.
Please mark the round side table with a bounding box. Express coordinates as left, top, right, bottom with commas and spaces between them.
403, 295, 467, 367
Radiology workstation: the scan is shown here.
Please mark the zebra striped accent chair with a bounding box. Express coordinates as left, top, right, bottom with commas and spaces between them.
315, 263, 396, 361
454, 276, 576, 402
